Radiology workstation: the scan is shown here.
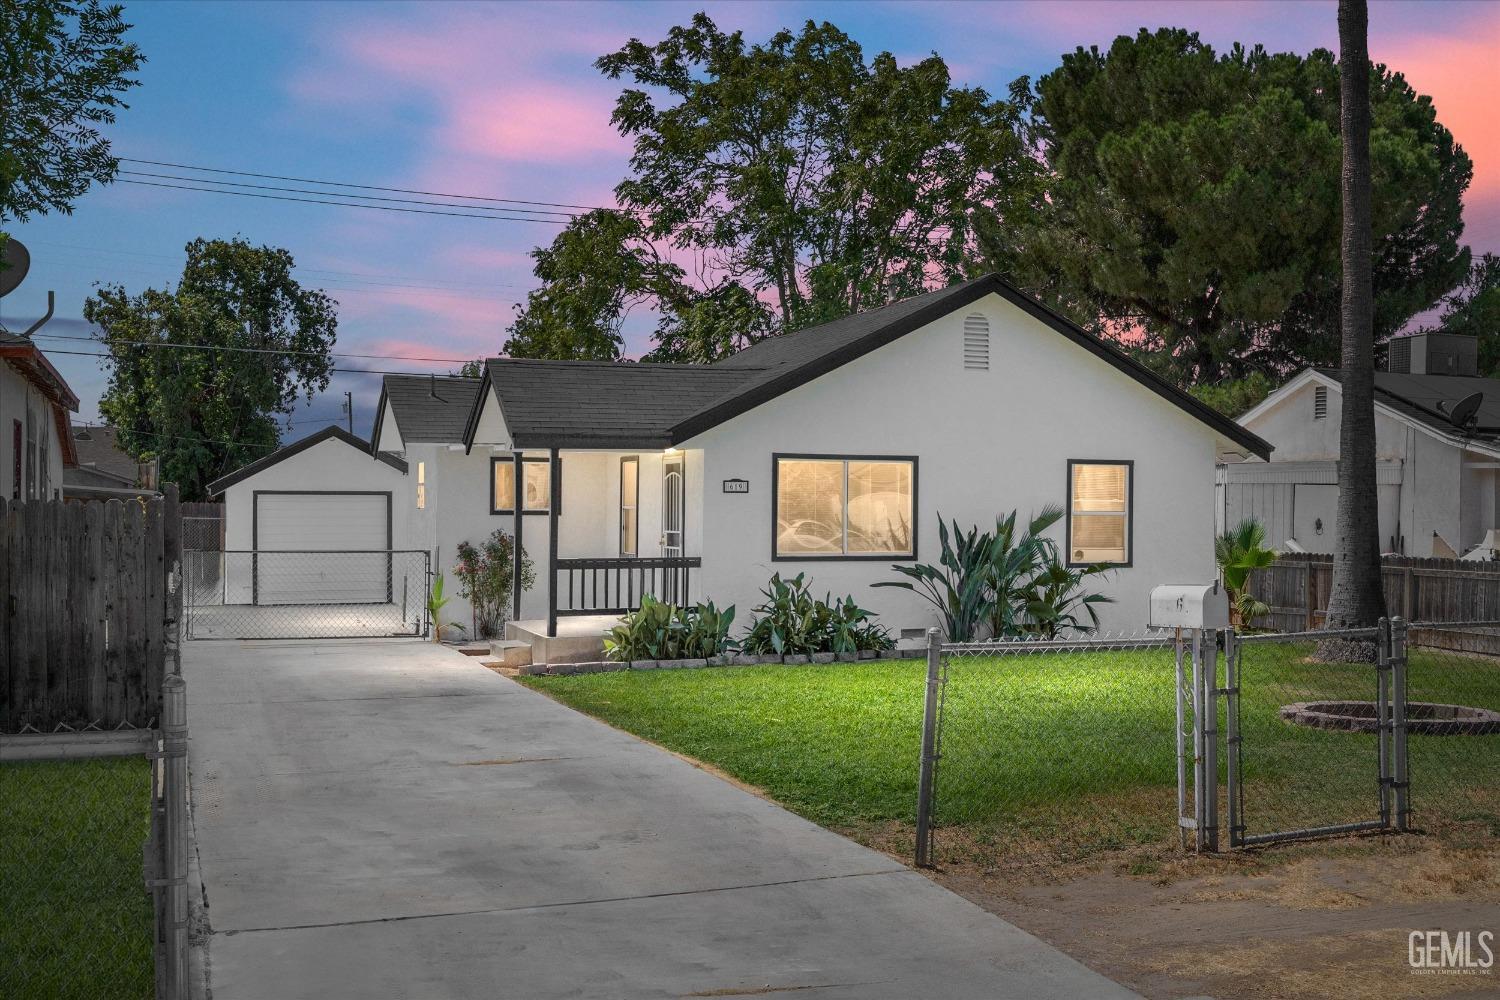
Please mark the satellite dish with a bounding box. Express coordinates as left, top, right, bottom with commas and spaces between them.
0, 237, 30, 297
1440, 391, 1484, 430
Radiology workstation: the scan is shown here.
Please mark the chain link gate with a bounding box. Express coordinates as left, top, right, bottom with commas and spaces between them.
1226, 620, 1409, 847
184, 549, 431, 640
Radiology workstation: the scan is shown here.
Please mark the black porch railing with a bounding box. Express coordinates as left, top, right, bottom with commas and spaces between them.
550, 556, 703, 632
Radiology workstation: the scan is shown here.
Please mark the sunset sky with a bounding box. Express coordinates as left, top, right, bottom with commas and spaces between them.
6, 0, 1499, 440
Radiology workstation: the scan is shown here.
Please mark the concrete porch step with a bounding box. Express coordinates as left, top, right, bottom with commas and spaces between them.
489, 639, 533, 668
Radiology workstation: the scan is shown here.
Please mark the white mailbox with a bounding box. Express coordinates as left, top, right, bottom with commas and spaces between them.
1150, 582, 1229, 630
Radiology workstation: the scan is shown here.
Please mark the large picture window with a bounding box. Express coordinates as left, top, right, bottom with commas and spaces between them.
774, 455, 915, 559
1068, 460, 1131, 566
619, 456, 638, 556
491, 456, 551, 514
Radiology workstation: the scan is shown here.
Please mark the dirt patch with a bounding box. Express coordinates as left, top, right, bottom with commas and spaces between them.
928, 836, 1500, 999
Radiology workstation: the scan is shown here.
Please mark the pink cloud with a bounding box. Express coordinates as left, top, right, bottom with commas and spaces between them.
440, 88, 625, 163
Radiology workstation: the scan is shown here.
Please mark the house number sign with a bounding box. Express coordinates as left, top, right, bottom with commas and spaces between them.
722, 478, 749, 494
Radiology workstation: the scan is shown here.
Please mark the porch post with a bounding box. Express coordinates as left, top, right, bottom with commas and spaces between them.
512, 449, 523, 623
546, 447, 560, 637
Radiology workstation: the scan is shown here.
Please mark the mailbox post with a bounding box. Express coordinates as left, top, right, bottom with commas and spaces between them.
1151, 583, 1228, 852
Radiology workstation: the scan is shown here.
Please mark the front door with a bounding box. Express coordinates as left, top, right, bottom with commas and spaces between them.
662, 457, 684, 557
662, 457, 684, 603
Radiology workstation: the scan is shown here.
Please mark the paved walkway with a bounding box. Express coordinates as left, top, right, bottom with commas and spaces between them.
185, 639, 1137, 999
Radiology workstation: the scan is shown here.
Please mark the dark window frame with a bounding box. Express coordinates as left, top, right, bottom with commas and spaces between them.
490, 455, 554, 516
1065, 458, 1134, 569
771, 452, 919, 563
619, 455, 639, 556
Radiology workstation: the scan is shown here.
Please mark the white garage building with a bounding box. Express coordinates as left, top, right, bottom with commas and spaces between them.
200, 427, 422, 638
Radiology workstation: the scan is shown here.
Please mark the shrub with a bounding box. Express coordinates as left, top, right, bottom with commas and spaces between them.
740, 573, 894, 656
876, 507, 1112, 641
454, 530, 536, 639
603, 596, 737, 662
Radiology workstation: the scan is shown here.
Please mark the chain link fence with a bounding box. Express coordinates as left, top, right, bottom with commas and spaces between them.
914, 619, 1500, 873
185, 549, 430, 639
1404, 624, 1500, 834
1, 677, 190, 999
918, 633, 1180, 871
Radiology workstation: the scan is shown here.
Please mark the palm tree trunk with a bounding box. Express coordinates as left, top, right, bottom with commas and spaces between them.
1324, 0, 1388, 640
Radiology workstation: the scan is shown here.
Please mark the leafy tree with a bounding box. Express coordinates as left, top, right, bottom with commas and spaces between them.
1188, 372, 1278, 418
451, 359, 485, 378
987, 27, 1471, 383
0, 0, 143, 235
503, 210, 682, 361
587, 13, 1029, 336
642, 282, 774, 364
1215, 519, 1278, 624
1427, 254, 1500, 374
1325, 0, 1387, 636
86, 238, 337, 500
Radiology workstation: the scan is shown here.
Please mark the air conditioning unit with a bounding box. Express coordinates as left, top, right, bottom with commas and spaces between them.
1387, 332, 1477, 376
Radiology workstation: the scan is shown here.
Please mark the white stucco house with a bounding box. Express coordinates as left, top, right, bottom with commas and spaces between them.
1, 330, 78, 502
1225, 331, 1500, 559
208, 274, 1270, 655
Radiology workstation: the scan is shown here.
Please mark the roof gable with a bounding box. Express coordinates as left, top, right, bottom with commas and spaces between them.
374, 375, 481, 449
206, 425, 407, 496
459, 274, 1271, 458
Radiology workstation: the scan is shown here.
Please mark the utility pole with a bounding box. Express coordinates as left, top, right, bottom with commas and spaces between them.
343, 391, 354, 434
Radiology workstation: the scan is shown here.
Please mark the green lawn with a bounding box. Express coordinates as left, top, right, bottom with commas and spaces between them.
0, 756, 156, 1000
522, 643, 1500, 863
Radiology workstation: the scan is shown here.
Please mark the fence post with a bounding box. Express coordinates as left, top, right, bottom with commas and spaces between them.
1376, 617, 1392, 828
1304, 565, 1316, 631
163, 485, 183, 676
1390, 617, 1410, 831
1223, 626, 1241, 848
161, 674, 188, 999
1199, 628, 1219, 852
1174, 628, 1188, 850
914, 627, 942, 868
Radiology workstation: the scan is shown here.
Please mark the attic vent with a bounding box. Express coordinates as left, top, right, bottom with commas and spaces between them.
1314, 385, 1328, 420
963, 314, 990, 370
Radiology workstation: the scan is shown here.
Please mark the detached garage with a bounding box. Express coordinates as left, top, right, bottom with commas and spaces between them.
201, 427, 423, 639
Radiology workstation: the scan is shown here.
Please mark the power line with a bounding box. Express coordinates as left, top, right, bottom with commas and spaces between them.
35, 345, 470, 378
119, 156, 641, 216
30, 331, 478, 365
26, 240, 530, 293
117, 178, 572, 224
120, 169, 582, 221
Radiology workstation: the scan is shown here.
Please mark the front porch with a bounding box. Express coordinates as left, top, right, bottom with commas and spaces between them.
494, 445, 704, 657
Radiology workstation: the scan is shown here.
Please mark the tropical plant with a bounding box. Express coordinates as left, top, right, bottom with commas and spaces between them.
878, 507, 1113, 641
426, 574, 464, 644
602, 596, 737, 662
454, 530, 535, 639
740, 573, 893, 656
872, 519, 998, 642
1019, 562, 1114, 638
1216, 519, 1278, 626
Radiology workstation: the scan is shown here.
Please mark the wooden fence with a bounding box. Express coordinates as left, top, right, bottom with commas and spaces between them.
1248, 553, 1500, 632
0, 486, 183, 732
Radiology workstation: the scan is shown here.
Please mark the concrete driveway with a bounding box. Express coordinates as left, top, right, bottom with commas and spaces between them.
185, 639, 1137, 999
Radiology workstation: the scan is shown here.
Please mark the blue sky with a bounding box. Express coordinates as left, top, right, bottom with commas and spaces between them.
6, 0, 1498, 442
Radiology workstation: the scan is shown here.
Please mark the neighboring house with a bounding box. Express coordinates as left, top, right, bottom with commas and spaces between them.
64, 424, 161, 501
1227, 331, 1500, 559
208, 274, 1269, 654
0, 331, 78, 502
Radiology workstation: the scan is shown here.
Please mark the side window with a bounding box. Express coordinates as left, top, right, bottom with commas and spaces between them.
1067, 460, 1131, 566
620, 457, 638, 556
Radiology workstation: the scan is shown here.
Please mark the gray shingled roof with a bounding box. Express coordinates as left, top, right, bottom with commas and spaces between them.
1318, 368, 1500, 440
70, 425, 139, 485
485, 359, 763, 448
378, 375, 482, 444
467, 274, 1271, 458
